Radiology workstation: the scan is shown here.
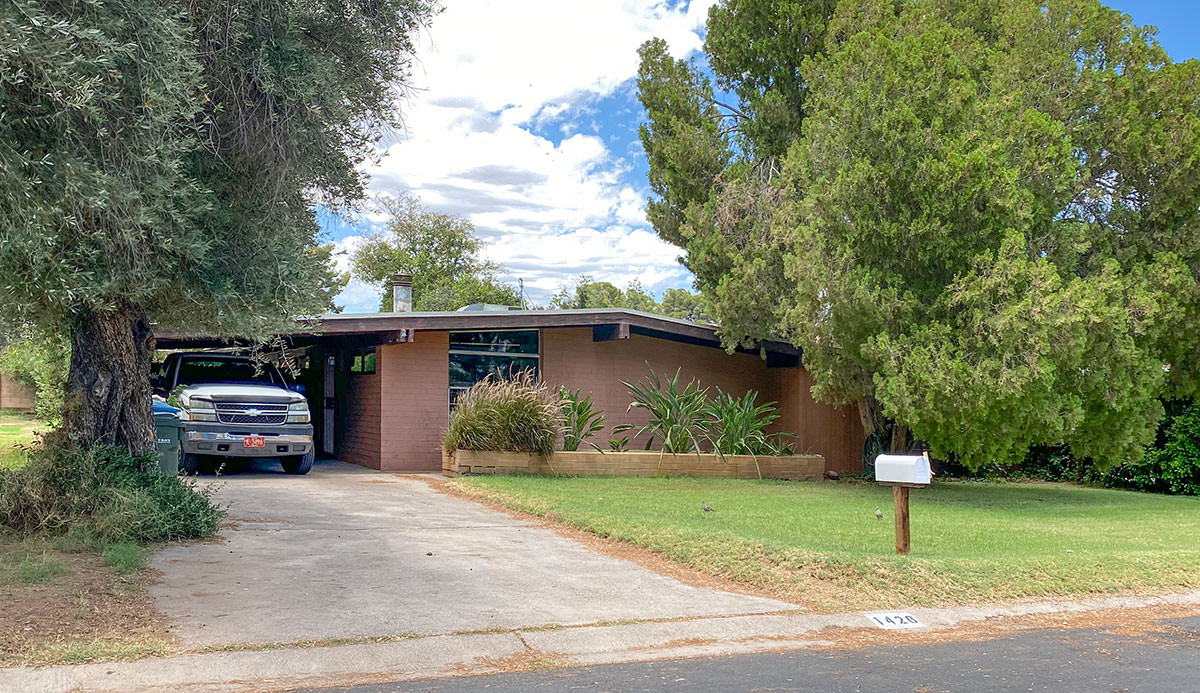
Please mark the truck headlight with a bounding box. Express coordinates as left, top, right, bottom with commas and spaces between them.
286, 400, 310, 424
185, 397, 218, 422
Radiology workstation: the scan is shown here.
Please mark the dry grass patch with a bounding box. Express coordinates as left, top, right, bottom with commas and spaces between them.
470, 650, 569, 673
0, 535, 174, 666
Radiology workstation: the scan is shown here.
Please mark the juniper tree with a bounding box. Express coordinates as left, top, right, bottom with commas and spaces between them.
637, 0, 1200, 468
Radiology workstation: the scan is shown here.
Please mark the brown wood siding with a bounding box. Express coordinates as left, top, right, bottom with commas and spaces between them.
772, 368, 865, 474
0, 372, 34, 411
336, 368, 381, 469
540, 328, 776, 449
378, 331, 450, 472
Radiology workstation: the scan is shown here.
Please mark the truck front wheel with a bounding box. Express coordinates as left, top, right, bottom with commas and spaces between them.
281, 449, 314, 475
181, 452, 200, 476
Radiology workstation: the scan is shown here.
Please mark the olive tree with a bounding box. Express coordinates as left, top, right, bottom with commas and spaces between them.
0, 0, 435, 452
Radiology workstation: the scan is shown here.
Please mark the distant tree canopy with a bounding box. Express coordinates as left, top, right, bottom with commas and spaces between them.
550, 276, 713, 322
550, 276, 657, 312
638, 0, 1200, 469
660, 288, 715, 323
351, 195, 521, 312
0, 0, 435, 452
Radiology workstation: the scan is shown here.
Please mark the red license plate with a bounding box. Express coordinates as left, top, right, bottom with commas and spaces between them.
243, 436, 266, 448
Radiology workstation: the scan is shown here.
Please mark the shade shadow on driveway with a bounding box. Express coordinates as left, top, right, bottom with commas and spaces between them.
150, 461, 794, 647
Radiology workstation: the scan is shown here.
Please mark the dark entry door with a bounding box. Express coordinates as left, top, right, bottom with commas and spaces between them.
323, 354, 336, 456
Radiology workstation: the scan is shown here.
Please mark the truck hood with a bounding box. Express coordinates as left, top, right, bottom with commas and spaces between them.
179, 383, 303, 405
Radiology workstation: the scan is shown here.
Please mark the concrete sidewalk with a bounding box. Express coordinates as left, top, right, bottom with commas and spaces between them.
6, 591, 1199, 692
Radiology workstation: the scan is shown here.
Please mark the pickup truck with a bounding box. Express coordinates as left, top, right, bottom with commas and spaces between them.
155, 352, 315, 475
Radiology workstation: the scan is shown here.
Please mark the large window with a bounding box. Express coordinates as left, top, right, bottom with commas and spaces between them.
449, 330, 540, 411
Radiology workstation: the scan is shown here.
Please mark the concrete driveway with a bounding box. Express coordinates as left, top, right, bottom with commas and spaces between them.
150, 461, 794, 647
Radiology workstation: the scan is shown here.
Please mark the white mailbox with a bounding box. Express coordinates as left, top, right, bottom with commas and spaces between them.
874, 454, 932, 486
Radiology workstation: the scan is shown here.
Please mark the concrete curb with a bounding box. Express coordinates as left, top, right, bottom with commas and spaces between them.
5, 590, 1200, 692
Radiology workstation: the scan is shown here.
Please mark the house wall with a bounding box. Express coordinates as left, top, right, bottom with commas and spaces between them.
770, 368, 865, 475
377, 331, 450, 472
336, 366, 381, 470
540, 328, 776, 451
0, 372, 34, 411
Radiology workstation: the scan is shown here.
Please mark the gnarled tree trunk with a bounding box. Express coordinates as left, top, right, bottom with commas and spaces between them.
856, 396, 882, 437
63, 301, 156, 454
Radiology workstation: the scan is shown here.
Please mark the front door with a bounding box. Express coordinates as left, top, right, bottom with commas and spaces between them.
323, 354, 336, 456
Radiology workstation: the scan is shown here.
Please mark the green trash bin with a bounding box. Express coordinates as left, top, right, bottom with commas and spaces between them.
153, 401, 184, 475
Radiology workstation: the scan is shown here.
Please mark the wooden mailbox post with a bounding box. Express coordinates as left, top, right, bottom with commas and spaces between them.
875, 451, 933, 555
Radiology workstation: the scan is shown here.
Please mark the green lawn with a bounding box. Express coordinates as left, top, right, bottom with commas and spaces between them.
452, 475, 1200, 611
0, 409, 39, 471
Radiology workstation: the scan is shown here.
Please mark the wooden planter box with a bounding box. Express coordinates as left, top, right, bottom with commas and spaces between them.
442, 449, 824, 480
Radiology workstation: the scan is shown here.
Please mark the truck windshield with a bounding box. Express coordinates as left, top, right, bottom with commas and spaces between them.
177, 359, 280, 386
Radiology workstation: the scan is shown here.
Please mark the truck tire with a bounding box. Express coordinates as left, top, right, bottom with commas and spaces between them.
281, 449, 314, 475
181, 452, 200, 476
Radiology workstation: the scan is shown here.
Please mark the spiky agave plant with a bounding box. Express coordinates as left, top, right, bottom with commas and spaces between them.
703, 390, 795, 479
614, 364, 709, 456
558, 387, 606, 452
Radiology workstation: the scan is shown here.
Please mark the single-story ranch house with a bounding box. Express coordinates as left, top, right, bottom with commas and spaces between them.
158, 300, 865, 475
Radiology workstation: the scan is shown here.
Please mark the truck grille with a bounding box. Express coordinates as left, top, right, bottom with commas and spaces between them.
214, 402, 288, 425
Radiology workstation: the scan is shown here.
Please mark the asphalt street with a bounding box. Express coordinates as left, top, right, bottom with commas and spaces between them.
312, 616, 1200, 693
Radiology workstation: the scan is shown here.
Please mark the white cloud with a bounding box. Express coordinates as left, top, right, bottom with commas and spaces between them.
400, 0, 713, 127
330, 235, 385, 313
333, 0, 712, 309
489, 226, 692, 303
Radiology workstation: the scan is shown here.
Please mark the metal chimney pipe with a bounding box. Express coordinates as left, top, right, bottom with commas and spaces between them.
391, 273, 413, 312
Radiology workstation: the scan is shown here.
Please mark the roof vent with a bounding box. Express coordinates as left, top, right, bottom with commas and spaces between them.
456, 303, 521, 312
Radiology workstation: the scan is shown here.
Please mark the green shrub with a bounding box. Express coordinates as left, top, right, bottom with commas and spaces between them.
703, 390, 792, 456
0, 442, 224, 543
558, 387, 605, 452
1004, 401, 1200, 496
443, 372, 563, 455
615, 365, 709, 454
1101, 403, 1200, 496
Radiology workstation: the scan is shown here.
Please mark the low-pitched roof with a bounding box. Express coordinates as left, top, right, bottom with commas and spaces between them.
156, 308, 800, 365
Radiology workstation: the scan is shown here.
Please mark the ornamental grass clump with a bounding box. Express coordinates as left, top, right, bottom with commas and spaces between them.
443, 372, 563, 455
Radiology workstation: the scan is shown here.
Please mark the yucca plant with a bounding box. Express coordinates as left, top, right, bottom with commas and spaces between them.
615, 365, 709, 455
558, 387, 606, 452
703, 390, 787, 455
443, 372, 563, 455
703, 390, 794, 479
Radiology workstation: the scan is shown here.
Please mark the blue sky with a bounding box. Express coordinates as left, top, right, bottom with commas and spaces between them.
324, 0, 1199, 313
